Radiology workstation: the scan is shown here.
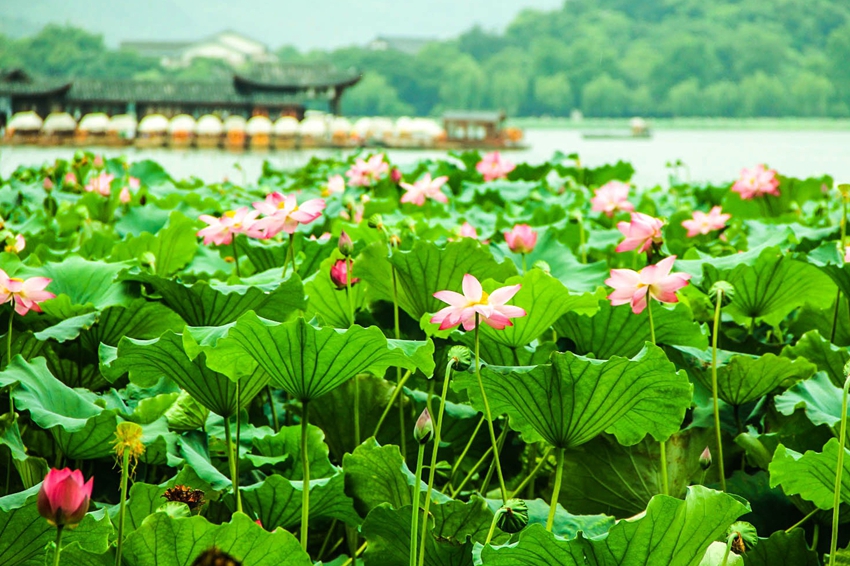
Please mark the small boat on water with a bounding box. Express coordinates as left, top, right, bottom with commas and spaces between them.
583, 117, 652, 140
1, 109, 527, 151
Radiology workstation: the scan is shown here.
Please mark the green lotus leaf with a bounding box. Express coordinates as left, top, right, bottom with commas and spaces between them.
769, 438, 850, 509
125, 271, 305, 326
33, 311, 98, 343
122, 512, 311, 566
742, 529, 819, 566
225, 313, 434, 402
104, 331, 269, 417
774, 371, 850, 428
361, 496, 506, 566
356, 238, 517, 322
110, 210, 198, 276
342, 437, 448, 518
782, 329, 850, 387
688, 351, 817, 407
484, 498, 614, 540
481, 486, 749, 566
555, 300, 707, 359
0, 493, 112, 566
305, 255, 367, 328
235, 472, 360, 530
557, 428, 713, 518
454, 344, 692, 448
248, 423, 335, 480
176, 432, 231, 491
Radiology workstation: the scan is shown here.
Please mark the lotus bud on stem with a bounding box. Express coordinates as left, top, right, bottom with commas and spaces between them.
410, 408, 431, 566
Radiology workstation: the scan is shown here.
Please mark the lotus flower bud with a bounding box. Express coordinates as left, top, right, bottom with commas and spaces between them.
414, 408, 433, 445
37, 468, 93, 527
43, 177, 55, 192
391, 167, 402, 184
699, 446, 712, 471
447, 346, 472, 371
120, 187, 132, 204
505, 224, 538, 254
367, 214, 384, 230
93, 155, 104, 168
63, 172, 77, 186
495, 498, 529, 534
330, 259, 359, 290
338, 230, 354, 257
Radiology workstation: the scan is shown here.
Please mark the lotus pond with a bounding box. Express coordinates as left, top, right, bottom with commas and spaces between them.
0, 150, 848, 566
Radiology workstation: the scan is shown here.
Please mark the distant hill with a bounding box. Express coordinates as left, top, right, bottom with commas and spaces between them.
2, 0, 850, 118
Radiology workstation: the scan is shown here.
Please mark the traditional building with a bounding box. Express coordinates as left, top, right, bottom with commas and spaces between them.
121, 30, 276, 68
0, 65, 361, 126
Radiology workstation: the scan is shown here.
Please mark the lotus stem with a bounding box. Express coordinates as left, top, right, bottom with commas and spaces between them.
450, 444, 493, 498
231, 239, 241, 277
267, 385, 280, 432
289, 233, 298, 276
647, 298, 668, 495
511, 445, 555, 499
578, 214, 587, 263
115, 449, 130, 566
373, 369, 412, 438
392, 265, 407, 459
546, 448, 565, 532
52, 526, 64, 566
6, 313, 11, 369
474, 314, 508, 503
417, 360, 454, 566
234, 382, 242, 513
301, 400, 311, 552
346, 259, 360, 448
484, 512, 499, 546
223, 414, 241, 514
521, 253, 527, 273
785, 508, 819, 533
828, 374, 850, 566
712, 288, 727, 492
445, 415, 485, 493
410, 442, 426, 566
832, 289, 841, 344
480, 419, 509, 496
720, 532, 738, 566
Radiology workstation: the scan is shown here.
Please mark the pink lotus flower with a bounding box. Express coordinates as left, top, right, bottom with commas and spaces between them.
197, 207, 260, 246
128, 177, 141, 190
325, 174, 345, 196
616, 212, 664, 253
591, 181, 635, 217
0, 269, 55, 316
430, 273, 526, 331
682, 206, 731, 238
459, 222, 478, 239
37, 468, 93, 527
606, 255, 691, 314
119, 187, 132, 204
63, 172, 77, 186
92, 155, 104, 168
43, 177, 55, 191
505, 224, 537, 254
476, 152, 515, 182
346, 154, 389, 187
5, 234, 25, 254
400, 173, 449, 206
84, 172, 114, 197
731, 164, 780, 199
252, 193, 326, 238
330, 259, 359, 289
845, 245, 850, 263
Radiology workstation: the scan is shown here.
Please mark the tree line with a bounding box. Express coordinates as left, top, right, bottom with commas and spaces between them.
2, 0, 850, 118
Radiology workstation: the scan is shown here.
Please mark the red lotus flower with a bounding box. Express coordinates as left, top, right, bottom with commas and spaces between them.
37, 468, 93, 527
330, 259, 359, 289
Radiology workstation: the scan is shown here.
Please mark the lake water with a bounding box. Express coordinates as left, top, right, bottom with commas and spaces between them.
2, 128, 849, 187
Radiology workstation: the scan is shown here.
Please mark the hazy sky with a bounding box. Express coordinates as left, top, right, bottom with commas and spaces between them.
0, 0, 565, 50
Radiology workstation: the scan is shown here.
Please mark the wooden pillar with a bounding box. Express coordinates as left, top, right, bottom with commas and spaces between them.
330, 93, 342, 116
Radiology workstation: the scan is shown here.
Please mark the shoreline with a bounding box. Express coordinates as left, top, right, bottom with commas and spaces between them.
509, 117, 850, 131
